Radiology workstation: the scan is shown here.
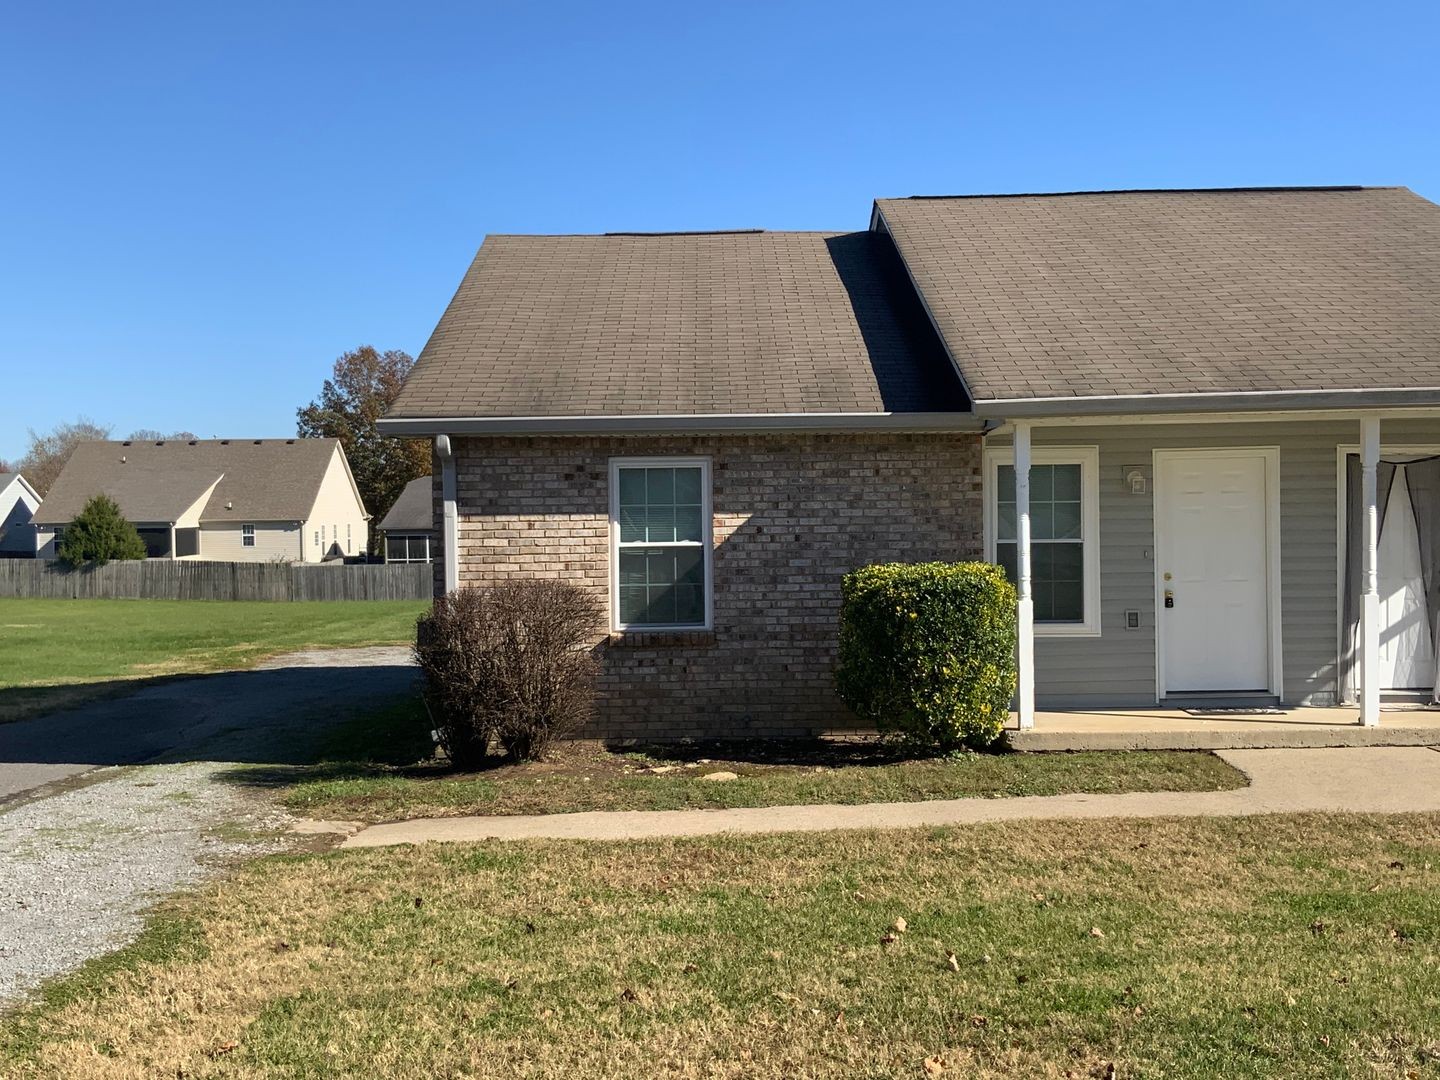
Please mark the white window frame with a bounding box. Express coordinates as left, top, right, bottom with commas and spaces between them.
983, 445, 1102, 637
608, 456, 713, 632
241, 523, 255, 548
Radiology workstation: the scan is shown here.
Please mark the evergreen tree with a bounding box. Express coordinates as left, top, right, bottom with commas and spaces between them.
57, 494, 148, 565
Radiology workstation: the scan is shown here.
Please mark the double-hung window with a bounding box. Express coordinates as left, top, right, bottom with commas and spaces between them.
610, 458, 711, 630
985, 446, 1101, 635
241, 523, 255, 548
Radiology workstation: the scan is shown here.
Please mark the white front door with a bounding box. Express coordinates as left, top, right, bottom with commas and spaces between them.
1157, 451, 1273, 693
1377, 466, 1437, 690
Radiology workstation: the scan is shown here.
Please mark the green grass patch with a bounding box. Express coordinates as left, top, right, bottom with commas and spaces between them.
4, 815, 1439, 1078
243, 697, 1247, 822
0, 598, 427, 722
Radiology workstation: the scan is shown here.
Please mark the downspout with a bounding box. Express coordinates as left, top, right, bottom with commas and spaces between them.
435, 434, 459, 595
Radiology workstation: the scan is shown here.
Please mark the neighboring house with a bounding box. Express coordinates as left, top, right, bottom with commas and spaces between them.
380, 186, 1440, 740
377, 475, 435, 563
33, 438, 369, 562
0, 472, 41, 556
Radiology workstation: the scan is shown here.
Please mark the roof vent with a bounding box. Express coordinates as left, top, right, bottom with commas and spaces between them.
286, 439, 296, 444
220, 439, 230, 445
188, 440, 198, 445
121, 440, 132, 447
120, 455, 127, 464
253, 439, 262, 445
155, 441, 164, 446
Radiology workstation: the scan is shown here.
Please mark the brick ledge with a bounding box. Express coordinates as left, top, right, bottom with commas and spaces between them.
606, 630, 717, 648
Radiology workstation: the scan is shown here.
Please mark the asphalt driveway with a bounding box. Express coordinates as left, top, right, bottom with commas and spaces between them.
0, 646, 416, 803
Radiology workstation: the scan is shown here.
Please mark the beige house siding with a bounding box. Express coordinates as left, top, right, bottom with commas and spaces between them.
989, 418, 1440, 708
445, 432, 984, 741
299, 447, 370, 562
198, 522, 303, 562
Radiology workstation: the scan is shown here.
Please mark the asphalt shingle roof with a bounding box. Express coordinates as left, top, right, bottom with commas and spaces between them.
386, 230, 965, 419
377, 475, 434, 533
875, 186, 1440, 402
34, 439, 348, 525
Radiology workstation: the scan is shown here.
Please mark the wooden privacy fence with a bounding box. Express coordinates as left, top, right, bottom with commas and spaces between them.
0, 560, 432, 602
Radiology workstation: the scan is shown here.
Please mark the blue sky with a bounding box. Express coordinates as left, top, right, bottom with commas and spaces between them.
2, 1, 1437, 462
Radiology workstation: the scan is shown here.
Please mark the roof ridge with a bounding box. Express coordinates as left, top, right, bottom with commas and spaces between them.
482, 230, 846, 239
887, 185, 1400, 201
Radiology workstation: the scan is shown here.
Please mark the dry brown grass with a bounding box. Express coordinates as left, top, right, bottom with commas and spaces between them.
264, 701, 1248, 821
6, 813, 1440, 1077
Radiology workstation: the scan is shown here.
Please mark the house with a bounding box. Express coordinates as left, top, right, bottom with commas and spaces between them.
33, 438, 369, 562
379, 186, 1440, 740
0, 472, 41, 557
378, 475, 435, 563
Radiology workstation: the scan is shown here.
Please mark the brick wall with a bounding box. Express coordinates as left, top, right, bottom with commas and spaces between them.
439, 432, 984, 740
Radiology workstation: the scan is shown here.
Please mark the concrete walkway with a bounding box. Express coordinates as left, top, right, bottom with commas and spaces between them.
1008, 704, 1440, 751
341, 745, 1440, 848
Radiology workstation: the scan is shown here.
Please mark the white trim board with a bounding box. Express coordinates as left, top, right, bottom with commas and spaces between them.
1152, 447, 1284, 702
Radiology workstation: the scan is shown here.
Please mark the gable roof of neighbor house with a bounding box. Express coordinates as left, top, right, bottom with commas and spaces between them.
0, 473, 40, 505
377, 475, 434, 533
33, 439, 362, 526
874, 186, 1440, 415
381, 230, 973, 435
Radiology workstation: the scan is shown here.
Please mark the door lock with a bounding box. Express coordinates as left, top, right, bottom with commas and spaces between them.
1164, 589, 1175, 609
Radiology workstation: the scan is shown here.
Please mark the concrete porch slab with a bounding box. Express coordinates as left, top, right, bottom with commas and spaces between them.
1007, 705, 1440, 751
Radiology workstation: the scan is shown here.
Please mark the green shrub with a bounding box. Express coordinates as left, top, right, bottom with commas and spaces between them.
835, 562, 1017, 750
57, 494, 148, 566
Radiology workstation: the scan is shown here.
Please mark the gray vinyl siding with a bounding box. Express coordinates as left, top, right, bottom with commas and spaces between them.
990, 418, 1439, 708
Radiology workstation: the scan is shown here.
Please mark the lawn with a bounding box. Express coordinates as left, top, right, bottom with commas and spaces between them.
254, 699, 1247, 821
3, 814, 1438, 1078
0, 599, 428, 723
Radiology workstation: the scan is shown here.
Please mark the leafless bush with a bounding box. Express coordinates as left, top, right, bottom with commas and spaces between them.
414, 580, 604, 766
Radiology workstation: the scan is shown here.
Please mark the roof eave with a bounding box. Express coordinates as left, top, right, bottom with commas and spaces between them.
971, 387, 1440, 419
377, 412, 990, 436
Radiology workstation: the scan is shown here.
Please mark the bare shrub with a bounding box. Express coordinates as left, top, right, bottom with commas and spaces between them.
414, 580, 604, 766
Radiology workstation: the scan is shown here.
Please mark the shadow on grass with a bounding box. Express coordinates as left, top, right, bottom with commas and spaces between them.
216, 695, 1000, 798
215, 696, 444, 790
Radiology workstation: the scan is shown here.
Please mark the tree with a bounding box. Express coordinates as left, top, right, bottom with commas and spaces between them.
297, 346, 430, 544
57, 494, 147, 566
127, 429, 198, 442
18, 417, 112, 497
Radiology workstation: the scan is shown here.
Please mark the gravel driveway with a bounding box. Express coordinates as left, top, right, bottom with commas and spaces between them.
0, 646, 416, 1003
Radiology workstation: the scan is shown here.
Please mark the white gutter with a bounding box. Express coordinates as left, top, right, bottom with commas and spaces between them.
435, 434, 459, 595
379, 412, 988, 437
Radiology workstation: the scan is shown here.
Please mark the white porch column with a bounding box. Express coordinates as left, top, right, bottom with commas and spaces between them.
1359, 415, 1382, 727
1014, 421, 1036, 729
